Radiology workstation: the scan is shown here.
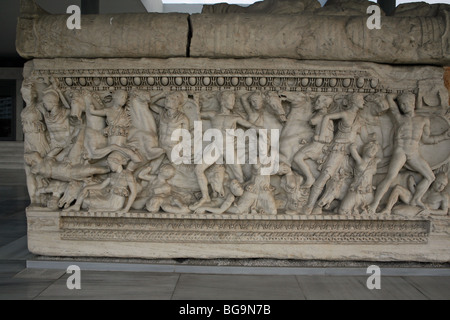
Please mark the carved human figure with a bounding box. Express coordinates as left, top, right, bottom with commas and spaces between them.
339, 138, 380, 215
278, 162, 308, 215
68, 89, 141, 163
135, 164, 191, 214
151, 92, 191, 162
241, 91, 266, 127
89, 90, 131, 148
368, 93, 450, 213
38, 88, 71, 159
193, 179, 247, 214
292, 95, 334, 187
21, 80, 50, 204
64, 152, 137, 213
380, 173, 449, 216
21, 80, 50, 156
304, 93, 365, 214
190, 91, 260, 210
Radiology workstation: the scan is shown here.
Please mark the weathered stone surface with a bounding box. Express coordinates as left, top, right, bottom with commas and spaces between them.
16, 1, 189, 59
190, 13, 450, 65
20, 58, 450, 261
394, 2, 450, 17
445, 67, 450, 106
27, 209, 448, 262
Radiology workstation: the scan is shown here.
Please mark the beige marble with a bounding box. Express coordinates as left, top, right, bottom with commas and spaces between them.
190, 13, 450, 65
17, 1, 188, 59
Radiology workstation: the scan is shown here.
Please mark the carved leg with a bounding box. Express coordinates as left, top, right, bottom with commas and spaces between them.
293, 151, 315, 188
227, 163, 244, 184
407, 157, 436, 209
369, 150, 406, 214
25, 165, 39, 204
190, 163, 213, 210
304, 185, 324, 215
379, 185, 412, 215
146, 196, 164, 213
339, 191, 356, 216
161, 203, 191, 215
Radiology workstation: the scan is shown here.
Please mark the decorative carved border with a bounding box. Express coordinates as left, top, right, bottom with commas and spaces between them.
31, 68, 381, 93
60, 214, 430, 244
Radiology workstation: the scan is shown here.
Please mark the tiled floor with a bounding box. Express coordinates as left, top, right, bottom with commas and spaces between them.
0, 169, 449, 300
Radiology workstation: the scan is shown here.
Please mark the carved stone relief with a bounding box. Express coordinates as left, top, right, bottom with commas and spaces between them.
16, 0, 450, 261
22, 59, 450, 221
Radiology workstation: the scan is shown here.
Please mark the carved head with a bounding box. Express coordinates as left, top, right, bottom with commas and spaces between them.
314, 95, 333, 111
249, 92, 264, 111
362, 138, 380, 159
165, 92, 186, 111
111, 90, 128, 108
21, 80, 36, 105
159, 164, 176, 180
68, 90, 85, 121
433, 173, 448, 193
218, 91, 235, 111
107, 151, 128, 173
397, 93, 416, 115
345, 93, 365, 110
42, 90, 60, 112
229, 179, 244, 197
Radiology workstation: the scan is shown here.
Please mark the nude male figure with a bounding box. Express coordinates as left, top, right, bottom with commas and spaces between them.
380, 173, 449, 216
368, 93, 450, 213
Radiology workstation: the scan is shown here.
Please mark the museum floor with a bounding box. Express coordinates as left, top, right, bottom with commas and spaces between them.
0, 169, 449, 300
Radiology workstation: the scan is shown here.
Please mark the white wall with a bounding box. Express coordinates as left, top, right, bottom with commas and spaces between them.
163, 4, 203, 13
100, 0, 147, 14
142, 0, 164, 12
